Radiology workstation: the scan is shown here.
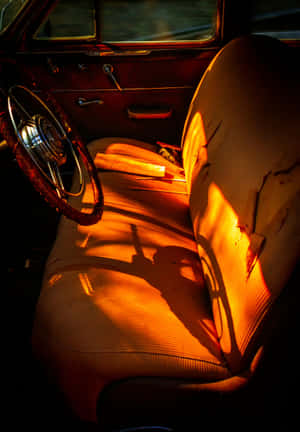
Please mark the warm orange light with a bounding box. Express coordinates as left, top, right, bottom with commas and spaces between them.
49, 273, 62, 286
183, 112, 208, 190
196, 182, 270, 366
78, 273, 95, 296
79, 232, 91, 249
198, 183, 250, 279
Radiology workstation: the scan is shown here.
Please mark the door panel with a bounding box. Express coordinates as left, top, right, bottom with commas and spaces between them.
52, 87, 193, 144
17, 49, 218, 145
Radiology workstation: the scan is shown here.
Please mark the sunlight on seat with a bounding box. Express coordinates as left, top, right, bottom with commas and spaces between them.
183, 112, 207, 190
199, 182, 268, 285
197, 182, 270, 362
79, 273, 95, 296
49, 274, 62, 287
81, 181, 95, 205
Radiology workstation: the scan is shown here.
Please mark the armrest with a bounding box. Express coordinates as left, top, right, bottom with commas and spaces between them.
127, 106, 173, 120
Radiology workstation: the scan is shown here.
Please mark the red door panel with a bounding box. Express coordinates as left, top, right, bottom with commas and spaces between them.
17, 49, 217, 146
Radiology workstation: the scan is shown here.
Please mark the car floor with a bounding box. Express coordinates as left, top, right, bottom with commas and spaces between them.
3, 153, 77, 429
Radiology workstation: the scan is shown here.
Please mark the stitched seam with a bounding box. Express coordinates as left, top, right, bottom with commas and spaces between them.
240, 296, 273, 354
68, 350, 228, 369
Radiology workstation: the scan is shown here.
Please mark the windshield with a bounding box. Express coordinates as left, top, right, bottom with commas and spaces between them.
0, 0, 29, 33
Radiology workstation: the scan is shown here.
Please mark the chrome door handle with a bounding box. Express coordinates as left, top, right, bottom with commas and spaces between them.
77, 97, 104, 107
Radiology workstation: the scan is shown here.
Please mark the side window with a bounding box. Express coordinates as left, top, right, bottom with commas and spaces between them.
36, 0, 96, 40
35, 0, 218, 43
101, 0, 217, 42
251, 0, 300, 40
0, 0, 29, 33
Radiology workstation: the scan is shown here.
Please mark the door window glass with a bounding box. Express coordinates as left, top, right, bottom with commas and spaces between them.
35, 0, 218, 43
101, 0, 217, 42
36, 0, 96, 40
251, 0, 300, 40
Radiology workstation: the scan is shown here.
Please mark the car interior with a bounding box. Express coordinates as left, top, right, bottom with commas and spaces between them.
2, 1, 299, 431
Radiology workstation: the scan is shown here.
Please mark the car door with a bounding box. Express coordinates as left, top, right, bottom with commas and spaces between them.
11, 0, 222, 147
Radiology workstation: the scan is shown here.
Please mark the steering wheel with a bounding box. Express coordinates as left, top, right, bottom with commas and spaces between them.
1, 85, 103, 225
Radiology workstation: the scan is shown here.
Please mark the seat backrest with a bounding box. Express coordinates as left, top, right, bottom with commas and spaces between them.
182, 36, 300, 372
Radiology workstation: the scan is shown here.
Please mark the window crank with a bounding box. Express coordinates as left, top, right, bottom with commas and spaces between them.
103, 64, 122, 91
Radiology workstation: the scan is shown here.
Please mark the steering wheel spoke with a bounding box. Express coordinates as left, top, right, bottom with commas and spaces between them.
47, 161, 66, 199
2, 85, 104, 225
10, 94, 32, 121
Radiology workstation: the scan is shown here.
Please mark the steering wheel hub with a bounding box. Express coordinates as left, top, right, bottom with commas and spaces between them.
21, 115, 67, 166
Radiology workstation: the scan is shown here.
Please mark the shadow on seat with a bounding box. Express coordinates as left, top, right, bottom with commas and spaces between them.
32, 35, 300, 429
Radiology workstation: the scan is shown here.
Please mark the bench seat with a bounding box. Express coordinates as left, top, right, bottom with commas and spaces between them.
32, 36, 300, 424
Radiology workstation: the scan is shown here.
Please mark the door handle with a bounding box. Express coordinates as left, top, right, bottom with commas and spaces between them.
77, 97, 104, 107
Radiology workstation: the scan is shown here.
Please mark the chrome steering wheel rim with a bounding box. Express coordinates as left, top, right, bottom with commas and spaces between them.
8, 85, 84, 199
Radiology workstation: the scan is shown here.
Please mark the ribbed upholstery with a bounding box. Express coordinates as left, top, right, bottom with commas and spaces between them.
32, 36, 300, 423
182, 36, 300, 371
33, 138, 230, 421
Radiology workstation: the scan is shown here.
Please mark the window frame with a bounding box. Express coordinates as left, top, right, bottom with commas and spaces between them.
34, 0, 97, 42
30, 0, 224, 50
0, 0, 31, 35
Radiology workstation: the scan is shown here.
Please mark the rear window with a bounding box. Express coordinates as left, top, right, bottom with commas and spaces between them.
35, 0, 218, 43
251, 0, 300, 40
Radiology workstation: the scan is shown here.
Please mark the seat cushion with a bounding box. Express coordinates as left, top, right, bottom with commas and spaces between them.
32, 138, 230, 422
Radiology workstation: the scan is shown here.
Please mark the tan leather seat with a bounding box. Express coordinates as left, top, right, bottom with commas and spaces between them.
32, 36, 300, 425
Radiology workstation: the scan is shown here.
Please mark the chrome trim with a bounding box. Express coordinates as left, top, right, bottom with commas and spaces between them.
47, 161, 65, 199
94, 49, 151, 57
7, 85, 84, 198
77, 97, 104, 107
52, 85, 193, 93
20, 115, 66, 165
16, 47, 217, 57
